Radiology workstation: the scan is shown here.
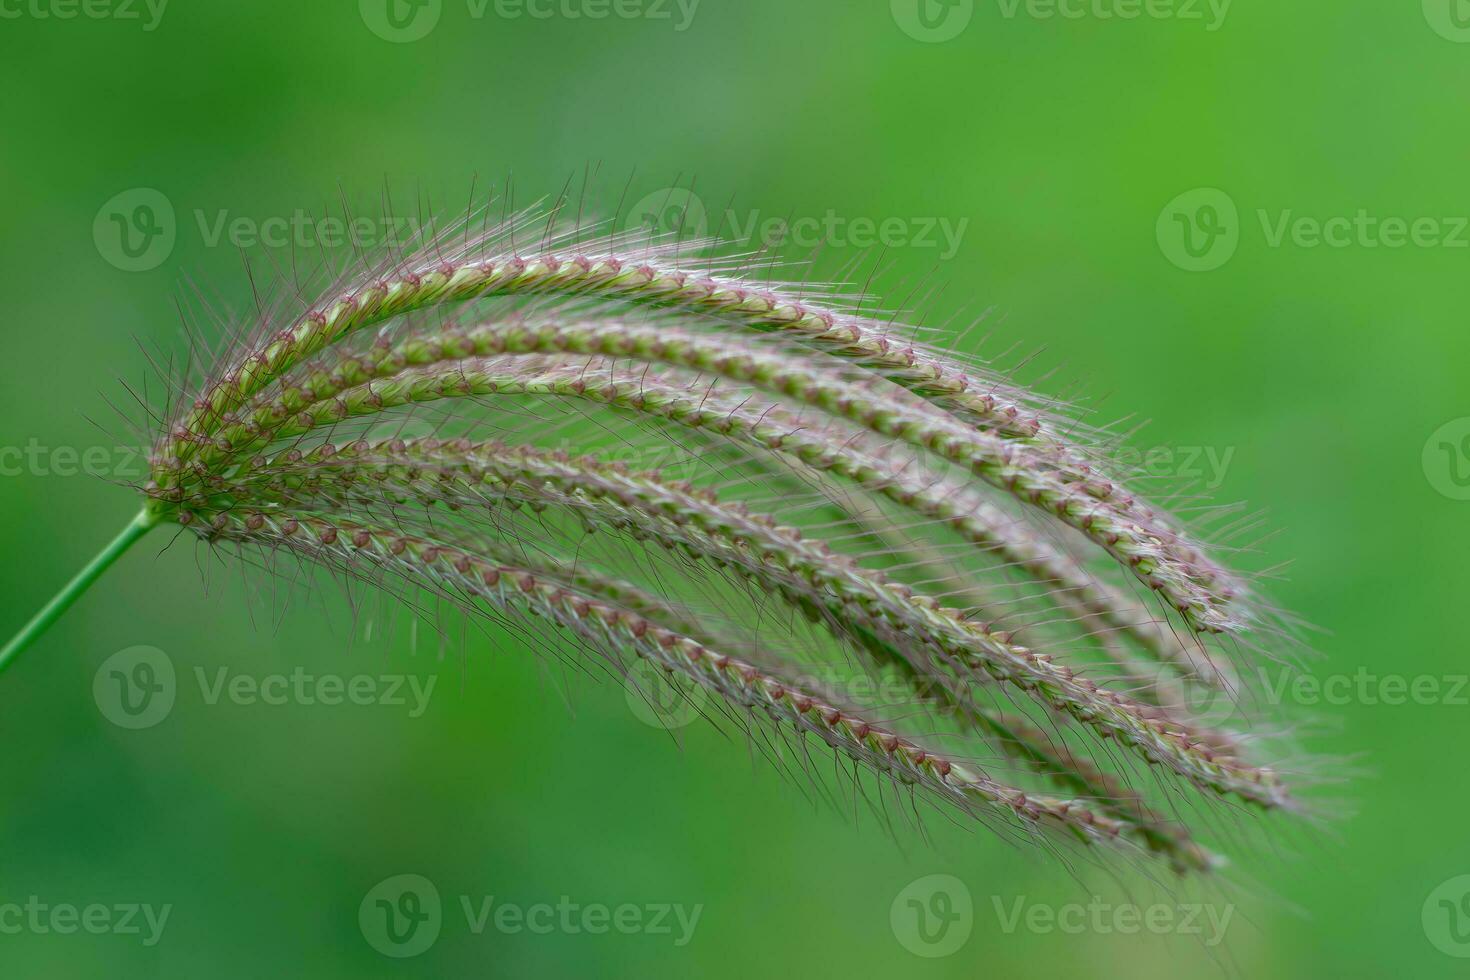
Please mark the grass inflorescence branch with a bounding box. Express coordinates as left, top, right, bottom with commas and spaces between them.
3, 196, 1314, 874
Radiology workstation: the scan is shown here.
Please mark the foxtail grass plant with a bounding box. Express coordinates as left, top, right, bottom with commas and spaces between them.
1, 194, 1316, 875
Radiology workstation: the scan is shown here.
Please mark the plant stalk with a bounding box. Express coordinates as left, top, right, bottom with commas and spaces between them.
0, 508, 158, 673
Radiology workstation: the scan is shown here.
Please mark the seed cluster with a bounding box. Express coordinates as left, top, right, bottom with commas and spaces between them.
144, 216, 1301, 873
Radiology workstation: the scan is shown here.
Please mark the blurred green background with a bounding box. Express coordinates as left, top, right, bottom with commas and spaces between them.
2, 1, 1467, 975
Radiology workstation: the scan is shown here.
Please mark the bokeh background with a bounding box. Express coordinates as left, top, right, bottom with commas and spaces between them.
2, 1, 1467, 975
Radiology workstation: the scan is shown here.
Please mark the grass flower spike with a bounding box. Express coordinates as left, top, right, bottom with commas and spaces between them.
1, 197, 1313, 875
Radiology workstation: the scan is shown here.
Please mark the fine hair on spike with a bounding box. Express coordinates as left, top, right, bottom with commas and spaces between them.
0, 183, 1322, 878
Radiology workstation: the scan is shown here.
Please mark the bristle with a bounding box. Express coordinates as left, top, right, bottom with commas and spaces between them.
122, 196, 1313, 875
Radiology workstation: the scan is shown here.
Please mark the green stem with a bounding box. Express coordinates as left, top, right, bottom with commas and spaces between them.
0, 508, 158, 673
